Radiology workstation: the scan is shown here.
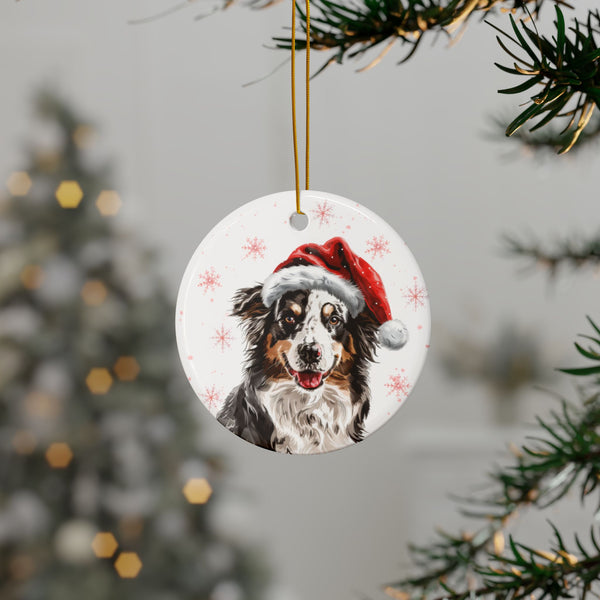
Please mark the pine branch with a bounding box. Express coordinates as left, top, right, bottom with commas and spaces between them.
273, 0, 565, 69
494, 6, 600, 154
477, 527, 600, 600
505, 233, 600, 274
385, 319, 600, 600
490, 113, 600, 157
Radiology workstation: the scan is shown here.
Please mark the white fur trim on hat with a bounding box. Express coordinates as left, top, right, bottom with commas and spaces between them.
261, 265, 365, 317
378, 319, 408, 350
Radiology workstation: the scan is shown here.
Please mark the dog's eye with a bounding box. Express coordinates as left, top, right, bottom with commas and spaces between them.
283, 315, 296, 324
329, 315, 341, 326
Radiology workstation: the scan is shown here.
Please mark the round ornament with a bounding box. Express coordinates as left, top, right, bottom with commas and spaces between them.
176, 190, 430, 454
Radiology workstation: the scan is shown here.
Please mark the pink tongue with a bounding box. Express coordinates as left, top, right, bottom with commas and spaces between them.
295, 371, 323, 389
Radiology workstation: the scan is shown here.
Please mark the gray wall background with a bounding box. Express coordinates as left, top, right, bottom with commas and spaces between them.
1, 1, 599, 598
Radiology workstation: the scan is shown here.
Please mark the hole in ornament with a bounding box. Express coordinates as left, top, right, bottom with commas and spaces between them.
289, 212, 309, 231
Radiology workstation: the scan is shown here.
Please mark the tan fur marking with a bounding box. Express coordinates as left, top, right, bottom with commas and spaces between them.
265, 338, 292, 366
288, 302, 302, 316
263, 337, 292, 381
328, 341, 353, 391
322, 303, 335, 318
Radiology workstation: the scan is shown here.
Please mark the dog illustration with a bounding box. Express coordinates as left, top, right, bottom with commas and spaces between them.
217, 237, 408, 454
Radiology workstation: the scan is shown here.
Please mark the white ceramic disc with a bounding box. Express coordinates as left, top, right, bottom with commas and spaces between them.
176, 190, 430, 454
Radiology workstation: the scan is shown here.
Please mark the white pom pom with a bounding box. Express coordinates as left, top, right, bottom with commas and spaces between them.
378, 320, 408, 350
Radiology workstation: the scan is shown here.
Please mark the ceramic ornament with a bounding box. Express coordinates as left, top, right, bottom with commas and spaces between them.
176, 190, 430, 454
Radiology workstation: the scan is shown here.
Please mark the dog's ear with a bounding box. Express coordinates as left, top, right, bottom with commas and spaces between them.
230, 284, 269, 348
351, 310, 380, 361
231, 284, 266, 318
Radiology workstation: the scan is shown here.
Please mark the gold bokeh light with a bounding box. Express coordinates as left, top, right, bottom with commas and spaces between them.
55, 181, 83, 209
114, 552, 143, 578
85, 368, 113, 395
91, 532, 118, 559
45, 442, 73, 468
81, 280, 108, 306
96, 190, 122, 217
114, 356, 140, 382
6, 171, 32, 197
182, 478, 213, 505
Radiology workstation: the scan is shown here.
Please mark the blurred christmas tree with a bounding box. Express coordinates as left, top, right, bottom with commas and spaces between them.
0, 91, 266, 600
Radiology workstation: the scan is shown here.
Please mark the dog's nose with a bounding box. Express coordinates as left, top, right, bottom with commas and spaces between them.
298, 343, 322, 365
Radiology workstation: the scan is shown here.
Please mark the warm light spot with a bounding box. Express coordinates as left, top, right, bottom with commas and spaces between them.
81, 280, 108, 306
114, 552, 143, 578
55, 181, 83, 209
91, 532, 118, 558
45, 442, 73, 468
20, 265, 44, 290
72, 125, 96, 149
183, 478, 213, 504
114, 356, 140, 382
6, 171, 32, 196
95, 190, 122, 216
12, 430, 37, 454
25, 391, 61, 419
85, 368, 113, 394
118, 516, 144, 541
493, 530, 505, 555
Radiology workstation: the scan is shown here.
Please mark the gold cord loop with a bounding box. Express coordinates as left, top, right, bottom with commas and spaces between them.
291, 0, 310, 214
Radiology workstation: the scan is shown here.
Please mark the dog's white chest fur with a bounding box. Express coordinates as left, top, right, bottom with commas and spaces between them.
258, 380, 358, 454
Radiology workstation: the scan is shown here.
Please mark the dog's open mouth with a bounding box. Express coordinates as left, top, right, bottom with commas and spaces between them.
283, 354, 335, 390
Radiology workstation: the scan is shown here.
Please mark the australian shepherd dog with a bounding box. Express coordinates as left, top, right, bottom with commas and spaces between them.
217, 284, 382, 454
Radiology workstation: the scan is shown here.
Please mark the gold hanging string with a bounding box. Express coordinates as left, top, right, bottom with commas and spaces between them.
291, 0, 310, 214
305, 0, 310, 194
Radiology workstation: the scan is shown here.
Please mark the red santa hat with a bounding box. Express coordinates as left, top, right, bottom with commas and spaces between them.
261, 237, 408, 350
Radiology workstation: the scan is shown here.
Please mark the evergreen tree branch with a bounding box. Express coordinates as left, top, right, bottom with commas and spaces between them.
490, 113, 600, 157
505, 233, 600, 274
494, 6, 600, 154
385, 319, 600, 600
273, 0, 566, 68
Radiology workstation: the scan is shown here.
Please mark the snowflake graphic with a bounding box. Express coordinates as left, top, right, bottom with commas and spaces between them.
242, 236, 266, 260
200, 384, 222, 410
197, 267, 222, 294
211, 324, 234, 352
385, 370, 411, 401
403, 277, 428, 311
365, 235, 391, 259
310, 201, 335, 227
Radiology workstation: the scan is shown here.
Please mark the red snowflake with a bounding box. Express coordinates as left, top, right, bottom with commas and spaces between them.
242, 236, 266, 260
365, 235, 391, 259
197, 267, 222, 294
310, 201, 335, 227
385, 371, 411, 401
211, 324, 234, 352
403, 277, 428, 311
201, 384, 222, 410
